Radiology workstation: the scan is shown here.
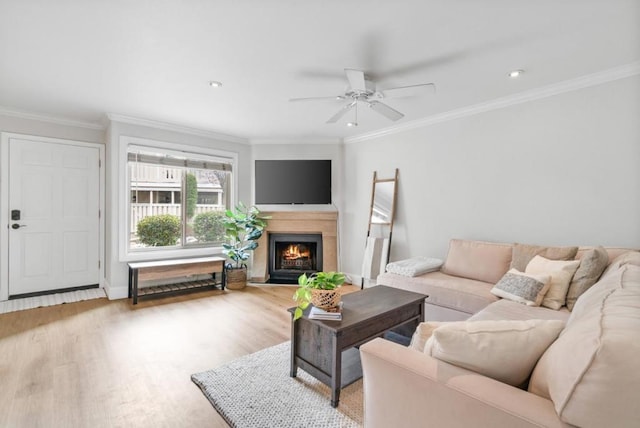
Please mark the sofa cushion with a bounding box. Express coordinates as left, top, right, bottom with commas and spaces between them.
377, 270, 498, 315
441, 239, 513, 284
528, 264, 640, 427
491, 269, 551, 306
511, 243, 578, 272
577, 246, 638, 264
566, 246, 608, 311
425, 319, 565, 387
525, 256, 580, 310
469, 299, 570, 322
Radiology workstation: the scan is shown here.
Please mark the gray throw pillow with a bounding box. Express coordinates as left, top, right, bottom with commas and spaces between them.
566, 246, 609, 311
491, 269, 551, 306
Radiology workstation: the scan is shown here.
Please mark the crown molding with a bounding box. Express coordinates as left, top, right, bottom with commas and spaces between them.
106, 113, 250, 144
0, 106, 105, 130
344, 61, 640, 144
250, 137, 342, 145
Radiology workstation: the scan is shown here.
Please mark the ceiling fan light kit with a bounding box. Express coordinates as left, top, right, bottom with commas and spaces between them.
290, 68, 435, 125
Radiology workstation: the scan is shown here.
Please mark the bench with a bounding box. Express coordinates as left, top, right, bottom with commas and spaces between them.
127, 256, 226, 304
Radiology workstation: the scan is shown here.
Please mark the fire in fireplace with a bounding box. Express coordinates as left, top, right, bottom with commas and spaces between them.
280, 243, 314, 270
269, 233, 323, 283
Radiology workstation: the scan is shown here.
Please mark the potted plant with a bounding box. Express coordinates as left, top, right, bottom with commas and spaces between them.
293, 271, 346, 320
222, 202, 269, 290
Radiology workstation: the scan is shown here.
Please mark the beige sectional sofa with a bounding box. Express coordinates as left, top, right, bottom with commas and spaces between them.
361, 239, 640, 427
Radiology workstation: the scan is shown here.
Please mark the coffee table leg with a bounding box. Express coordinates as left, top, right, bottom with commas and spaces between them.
331, 335, 341, 407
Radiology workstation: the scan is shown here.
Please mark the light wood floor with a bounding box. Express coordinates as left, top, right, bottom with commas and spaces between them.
0, 284, 359, 427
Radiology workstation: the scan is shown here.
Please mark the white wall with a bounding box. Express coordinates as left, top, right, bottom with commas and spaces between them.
340, 75, 640, 281
104, 120, 252, 298
0, 114, 104, 143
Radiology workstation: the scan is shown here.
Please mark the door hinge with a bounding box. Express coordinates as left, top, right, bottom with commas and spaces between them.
98, 260, 101, 269
98, 210, 101, 219
99, 159, 101, 168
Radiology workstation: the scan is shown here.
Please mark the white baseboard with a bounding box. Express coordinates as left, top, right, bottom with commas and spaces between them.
104, 280, 129, 300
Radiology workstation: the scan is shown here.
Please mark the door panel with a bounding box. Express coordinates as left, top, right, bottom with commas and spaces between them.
9, 138, 100, 296
23, 232, 52, 277
63, 231, 89, 273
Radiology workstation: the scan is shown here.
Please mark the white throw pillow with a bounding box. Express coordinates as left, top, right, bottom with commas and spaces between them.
426, 319, 565, 386
491, 269, 551, 306
525, 256, 580, 310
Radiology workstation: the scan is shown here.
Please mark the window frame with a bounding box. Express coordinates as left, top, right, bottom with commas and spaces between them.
118, 136, 237, 262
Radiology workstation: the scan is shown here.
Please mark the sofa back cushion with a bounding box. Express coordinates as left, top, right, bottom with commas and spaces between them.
441, 239, 512, 284
510, 243, 578, 272
600, 250, 640, 277
528, 263, 640, 427
576, 246, 638, 264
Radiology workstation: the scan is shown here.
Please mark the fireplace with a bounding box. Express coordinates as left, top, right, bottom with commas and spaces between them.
269, 233, 323, 283
251, 211, 338, 283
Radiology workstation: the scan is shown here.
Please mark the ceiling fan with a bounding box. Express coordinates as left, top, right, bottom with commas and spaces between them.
290, 68, 435, 126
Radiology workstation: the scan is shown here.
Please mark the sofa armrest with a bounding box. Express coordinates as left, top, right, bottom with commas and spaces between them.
360, 338, 571, 428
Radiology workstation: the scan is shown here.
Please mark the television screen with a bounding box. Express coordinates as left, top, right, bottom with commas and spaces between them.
255, 160, 332, 204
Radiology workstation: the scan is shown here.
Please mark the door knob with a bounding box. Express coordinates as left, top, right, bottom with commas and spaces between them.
11, 223, 26, 229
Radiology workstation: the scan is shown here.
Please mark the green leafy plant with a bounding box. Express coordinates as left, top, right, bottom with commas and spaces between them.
293, 271, 346, 320
193, 210, 227, 243
136, 214, 181, 247
222, 202, 269, 269
185, 172, 198, 218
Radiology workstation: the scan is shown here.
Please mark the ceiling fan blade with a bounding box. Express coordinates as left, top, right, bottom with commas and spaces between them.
381, 83, 435, 99
289, 95, 345, 102
326, 101, 356, 124
345, 69, 367, 92
368, 101, 404, 122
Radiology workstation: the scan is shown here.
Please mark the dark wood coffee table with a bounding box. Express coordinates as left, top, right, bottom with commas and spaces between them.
288, 285, 427, 407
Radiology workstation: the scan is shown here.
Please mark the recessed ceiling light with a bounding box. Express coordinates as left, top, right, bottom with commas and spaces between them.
209, 80, 222, 87
508, 70, 524, 78
346, 122, 358, 127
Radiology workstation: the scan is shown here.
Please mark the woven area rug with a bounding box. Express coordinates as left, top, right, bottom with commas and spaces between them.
191, 341, 363, 428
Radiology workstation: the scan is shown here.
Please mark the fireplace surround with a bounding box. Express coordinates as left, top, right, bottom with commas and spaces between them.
251, 210, 338, 283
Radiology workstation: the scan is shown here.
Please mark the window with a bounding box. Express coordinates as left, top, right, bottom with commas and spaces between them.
127, 145, 233, 252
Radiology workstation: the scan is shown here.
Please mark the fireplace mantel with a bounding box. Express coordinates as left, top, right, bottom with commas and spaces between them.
251, 211, 338, 283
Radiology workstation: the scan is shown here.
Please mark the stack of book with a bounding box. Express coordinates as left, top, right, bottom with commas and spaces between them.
309, 305, 342, 321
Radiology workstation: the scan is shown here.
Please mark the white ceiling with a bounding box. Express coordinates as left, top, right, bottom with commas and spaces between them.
0, 0, 638, 142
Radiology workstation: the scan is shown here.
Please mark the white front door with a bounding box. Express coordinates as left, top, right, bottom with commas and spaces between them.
8, 138, 100, 297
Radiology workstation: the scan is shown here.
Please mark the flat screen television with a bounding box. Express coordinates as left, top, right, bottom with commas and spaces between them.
255, 160, 331, 204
